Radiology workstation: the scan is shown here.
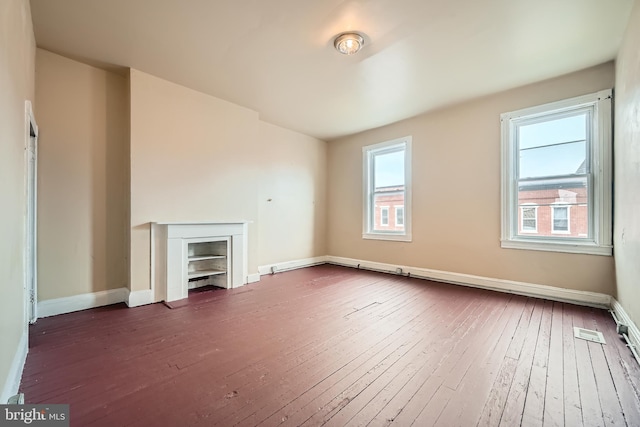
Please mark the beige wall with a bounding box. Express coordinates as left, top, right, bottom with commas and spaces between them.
35, 49, 128, 300
614, 1, 640, 329
327, 62, 616, 294
0, 0, 35, 400
130, 70, 327, 293
258, 122, 327, 266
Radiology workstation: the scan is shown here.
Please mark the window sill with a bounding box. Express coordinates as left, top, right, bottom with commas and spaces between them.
501, 239, 612, 256
363, 233, 412, 242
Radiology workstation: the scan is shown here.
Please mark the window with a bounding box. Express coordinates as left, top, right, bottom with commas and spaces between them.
501, 90, 612, 255
363, 136, 412, 241
395, 206, 405, 227
520, 205, 537, 233
552, 205, 570, 233
380, 207, 389, 226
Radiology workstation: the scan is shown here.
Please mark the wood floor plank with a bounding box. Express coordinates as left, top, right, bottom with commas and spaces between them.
375, 296, 498, 425
592, 309, 640, 427
328, 294, 504, 427
207, 281, 448, 426
571, 305, 605, 427
522, 299, 553, 426
253, 285, 477, 427
121, 277, 449, 426
17, 265, 640, 427
305, 288, 482, 427
412, 384, 455, 426
433, 295, 529, 427
123, 283, 431, 425
543, 302, 564, 427
477, 356, 519, 427
385, 293, 509, 426
476, 298, 537, 427
498, 299, 544, 427
288, 288, 482, 425
562, 303, 584, 427
82, 275, 415, 421
581, 308, 626, 427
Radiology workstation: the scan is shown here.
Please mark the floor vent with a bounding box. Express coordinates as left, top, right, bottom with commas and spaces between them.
574, 327, 606, 344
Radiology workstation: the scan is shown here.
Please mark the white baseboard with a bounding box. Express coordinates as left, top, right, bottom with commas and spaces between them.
38, 287, 129, 318
126, 289, 154, 307
246, 273, 261, 284
258, 256, 328, 276
611, 298, 640, 353
326, 256, 612, 308
1, 330, 28, 404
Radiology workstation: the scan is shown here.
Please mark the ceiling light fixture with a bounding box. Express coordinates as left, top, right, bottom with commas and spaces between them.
334, 32, 365, 55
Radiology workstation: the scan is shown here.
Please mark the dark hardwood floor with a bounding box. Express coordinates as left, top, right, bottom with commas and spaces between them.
21, 265, 640, 426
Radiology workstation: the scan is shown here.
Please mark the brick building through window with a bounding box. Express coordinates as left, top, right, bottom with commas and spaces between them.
517, 176, 588, 238
373, 185, 405, 232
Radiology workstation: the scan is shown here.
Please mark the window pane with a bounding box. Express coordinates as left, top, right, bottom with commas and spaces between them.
522, 207, 536, 231
381, 207, 389, 226
553, 207, 569, 232
518, 113, 587, 179
372, 148, 405, 232
374, 150, 404, 187
517, 176, 589, 239
396, 207, 404, 226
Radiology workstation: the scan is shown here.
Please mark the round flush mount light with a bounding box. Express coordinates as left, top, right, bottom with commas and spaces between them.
334, 32, 365, 55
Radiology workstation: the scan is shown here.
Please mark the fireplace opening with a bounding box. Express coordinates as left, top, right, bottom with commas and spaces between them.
187, 240, 229, 290
154, 222, 249, 303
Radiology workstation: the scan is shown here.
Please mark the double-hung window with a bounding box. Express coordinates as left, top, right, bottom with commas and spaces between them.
501, 90, 612, 255
552, 205, 570, 233
380, 207, 390, 226
520, 205, 538, 233
363, 136, 412, 241
395, 206, 405, 227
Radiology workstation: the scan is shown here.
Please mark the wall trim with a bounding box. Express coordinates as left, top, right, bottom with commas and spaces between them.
258, 256, 328, 276
611, 298, 640, 353
38, 287, 129, 318
1, 330, 28, 404
325, 256, 612, 308
33, 257, 620, 315
126, 289, 154, 307
246, 273, 261, 284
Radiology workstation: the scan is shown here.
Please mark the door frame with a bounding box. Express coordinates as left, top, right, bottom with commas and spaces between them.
24, 100, 38, 324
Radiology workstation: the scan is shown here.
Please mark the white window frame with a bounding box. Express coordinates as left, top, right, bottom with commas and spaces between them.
395, 206, 405, 227
520, 204, 538, 234
551, 205, 571, 234
380, 206, 390, 226
363, 136, 412, 242
501, 89, 612, 256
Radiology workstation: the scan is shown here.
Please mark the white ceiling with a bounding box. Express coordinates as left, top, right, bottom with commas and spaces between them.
29, 0, 634, 140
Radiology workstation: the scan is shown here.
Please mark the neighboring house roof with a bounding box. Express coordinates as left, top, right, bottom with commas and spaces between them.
520, 160, 588, 192
519, 179, 586, 192
374, 185, 405, 193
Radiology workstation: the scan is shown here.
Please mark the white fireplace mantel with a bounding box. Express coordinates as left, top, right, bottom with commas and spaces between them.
151, 221, 249, 302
